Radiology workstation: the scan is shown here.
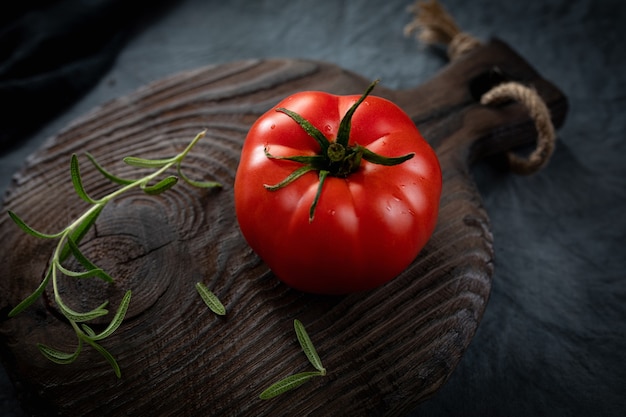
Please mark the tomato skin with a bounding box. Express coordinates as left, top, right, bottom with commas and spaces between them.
234, 89, 442, 294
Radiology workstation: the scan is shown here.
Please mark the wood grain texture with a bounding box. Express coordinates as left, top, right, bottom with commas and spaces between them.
0, 39, 567, 416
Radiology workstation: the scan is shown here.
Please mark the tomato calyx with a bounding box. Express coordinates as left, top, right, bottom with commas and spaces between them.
263, 80, 415, 222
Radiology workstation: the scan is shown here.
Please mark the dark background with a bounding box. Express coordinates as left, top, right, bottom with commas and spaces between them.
1, 0, 624, 415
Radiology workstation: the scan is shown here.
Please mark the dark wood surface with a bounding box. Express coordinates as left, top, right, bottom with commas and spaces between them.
0, 39, 566, 416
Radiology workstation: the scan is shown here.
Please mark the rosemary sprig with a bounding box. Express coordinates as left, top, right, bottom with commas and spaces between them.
260, 319, 327, 399
7, 130, 221, 377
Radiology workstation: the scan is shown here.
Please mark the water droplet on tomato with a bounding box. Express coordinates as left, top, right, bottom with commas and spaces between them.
328, 209, 336, 216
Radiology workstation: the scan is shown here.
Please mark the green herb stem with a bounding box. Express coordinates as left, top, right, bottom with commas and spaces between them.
7, 130, 220, 377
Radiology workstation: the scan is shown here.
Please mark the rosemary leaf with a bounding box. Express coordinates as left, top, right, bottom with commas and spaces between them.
195, 282, 226, 316
70, 154, 97, 204
66, 236, 113, 283
89, 291, 132, 341
8, 266, 52, 317
123, 156, 173, 168
177, 164, 222, 189
38, 340, 83, 365
58, 204, 105, 262
259, 371, 322, 400
81, 324, 97, 337
142, 175, 178, 195
294, 320, 325, 373
7, 211, 63, 239
83, 338, 122, 378
55, 296, 108, 323
94, 299, 110, 311
55, 262, 110, 282
85, 152, 135, 185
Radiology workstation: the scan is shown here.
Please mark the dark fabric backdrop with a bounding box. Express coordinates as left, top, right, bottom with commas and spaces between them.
1, 0, 624, 416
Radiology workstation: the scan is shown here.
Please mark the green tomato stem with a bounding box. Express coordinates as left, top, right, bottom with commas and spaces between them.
265, 81, 415, 221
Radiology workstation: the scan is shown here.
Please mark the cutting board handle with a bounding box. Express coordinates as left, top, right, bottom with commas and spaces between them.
390, 38, 567, 174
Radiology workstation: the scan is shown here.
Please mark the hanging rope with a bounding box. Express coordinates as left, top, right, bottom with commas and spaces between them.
404, 0, 481, 61
404, 0, 556, 175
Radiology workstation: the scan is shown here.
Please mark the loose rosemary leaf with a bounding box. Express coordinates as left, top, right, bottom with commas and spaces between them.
294, 320, 325, 373
195, 282, 226, 316
70, 154, 97, 204
259, 371, 322, 400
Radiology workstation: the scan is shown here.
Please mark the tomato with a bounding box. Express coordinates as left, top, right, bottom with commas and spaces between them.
234, 82, 441, 294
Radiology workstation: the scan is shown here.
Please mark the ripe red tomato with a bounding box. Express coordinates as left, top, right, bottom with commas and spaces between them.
234, 82, 441, 294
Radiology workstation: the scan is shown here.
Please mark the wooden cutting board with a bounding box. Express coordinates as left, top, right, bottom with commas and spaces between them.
0, 39, 567, 416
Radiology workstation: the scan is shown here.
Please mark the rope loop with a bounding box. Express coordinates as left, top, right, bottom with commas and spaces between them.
404, 0, 556, 174
481, 83, 556, 175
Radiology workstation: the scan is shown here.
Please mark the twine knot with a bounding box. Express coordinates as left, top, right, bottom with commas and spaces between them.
404, 0, 556, 175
